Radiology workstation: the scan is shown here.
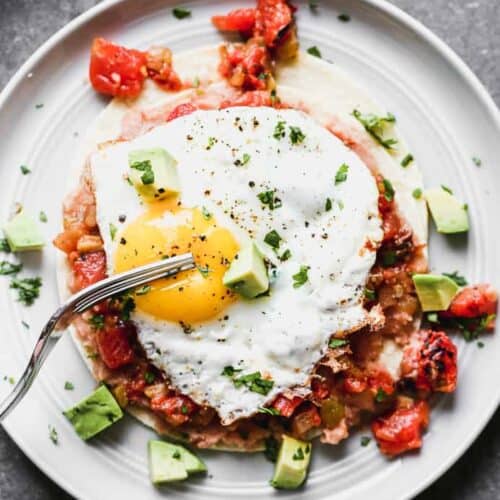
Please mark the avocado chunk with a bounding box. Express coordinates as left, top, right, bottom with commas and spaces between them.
148, 440, 206, 485
63, 385, 123, 440
3, 212, 44, 252
425, 188, 469, 234
222, 242, 269, 298
413, 274, 460, 312
270, 435, 312, 490
128, 148, 180, 202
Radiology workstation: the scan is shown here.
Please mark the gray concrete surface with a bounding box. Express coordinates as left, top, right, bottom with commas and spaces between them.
0, 0, 499, 498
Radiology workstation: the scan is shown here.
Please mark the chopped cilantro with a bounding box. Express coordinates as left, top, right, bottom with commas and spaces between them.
206, 136, 217, 149
477, 341, 485, 348
258, 190, 282, 210
375, 388, 388, 402
307, 46, 322, 58
144, 371, 155, 384
364, 287, 376, 300
338, 13, 351, 22
10, 277, 42, 305
325, 197, 333, 211
472, 156, 482, 167
172, 449, 181, 459
412, 188, 422, 199
0, 261, 22, 276
352, 109, 397, 149
130, 159, 154, 185
21, 320, 29, 329
35, 103, 44, 109
135, 285, 151, 295
197, 265, 211, 278
443, 271, 467, 287
89, 314, 105, 330
109, 223, 117, 241
401, 153, 414, 167
48, 425, 58, 445
181, 404, 189, 415
20, 165, 31, 175
264, 229, 282, 249
234, 153, 251, 166
441, 185, 453, 195
292, 447, 305, 460
360, 436, 371, 446
382, 178, 395, 202
258, 407, 281, 416
279, 249, 292, 262
273, 120, 286, 140
292, 265, 309, 288
221, 366, 242, 377
201, 206, 212, 220
172, 6, 191, 19
329, 338, 349, 348
0, 239, 11, 253
335, 163, 349, 185
39, 211, 48, 223
233, 371, 274, 395
64, 381, 74, 390
381, 250, 396, 267
289, 126, 306, 145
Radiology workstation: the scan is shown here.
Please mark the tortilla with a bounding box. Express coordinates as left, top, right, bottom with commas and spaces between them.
57, 45, 427, 451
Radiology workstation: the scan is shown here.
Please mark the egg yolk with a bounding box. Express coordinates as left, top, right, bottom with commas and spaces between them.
113, 199, 239, 324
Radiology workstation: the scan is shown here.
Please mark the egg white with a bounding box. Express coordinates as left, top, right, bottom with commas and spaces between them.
90, 107, 383, 424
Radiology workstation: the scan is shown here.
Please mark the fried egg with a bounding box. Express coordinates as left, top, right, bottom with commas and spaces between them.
90, 107, 383, 423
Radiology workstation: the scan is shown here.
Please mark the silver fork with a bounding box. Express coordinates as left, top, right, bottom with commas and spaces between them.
0, 252, 195, 421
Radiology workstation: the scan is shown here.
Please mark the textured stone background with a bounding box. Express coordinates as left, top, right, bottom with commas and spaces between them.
0, 0, 499, 498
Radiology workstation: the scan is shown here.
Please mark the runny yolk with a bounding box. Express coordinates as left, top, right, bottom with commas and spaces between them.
113, 198, 239, 324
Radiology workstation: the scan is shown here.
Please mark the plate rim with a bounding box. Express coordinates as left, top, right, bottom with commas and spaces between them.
0, 1, 499, 499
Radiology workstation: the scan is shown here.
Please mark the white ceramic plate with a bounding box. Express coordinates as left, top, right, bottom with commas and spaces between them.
1, 1, 499, 498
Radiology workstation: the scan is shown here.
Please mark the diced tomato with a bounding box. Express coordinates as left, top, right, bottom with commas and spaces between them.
125, 376, 147, 402
219, 38, 272, 91
254, 0, 293, 48
70, 250, 107, 291
146, 47, 182, 91
150, 394, 198, 426
291, 404, 322, 437
219, 90, 273, 108
311, 378, 330, 400
368, 370, 395, 396
89, 38, 147, 98
372, 400, 429, 456
343, 373, 368, 394
212, 8, 257, 35
53, 227, 85, 255
415, 330, 457, 393
449, 284, 497, 319
96, 323, 135, 369
272, 394, 303, 417
166, 102, 198, 122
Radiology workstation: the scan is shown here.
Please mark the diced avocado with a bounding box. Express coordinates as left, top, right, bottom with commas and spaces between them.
149, 440, 206, 481
63, 385, 123, 440
223, 242, 269, 298
271, 435, 312, 490
425, 188, 469, 234
148, 440, 189, 484
3, 212, 44, 252
413, 274, 460, 312
128, 148, 180, 202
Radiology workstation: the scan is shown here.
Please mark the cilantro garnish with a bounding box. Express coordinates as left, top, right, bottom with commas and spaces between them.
0, 239, 11, 253
39, 211, 48, 223
221, 366, 242, 377
292, 265, 309, 288
234, 153, 251, 166
292, 447, 305, 460
64, 381, 74, 390
273, 121, 286, 140
197, 265, 211, 278
264, 229, 282, 249
258, 190, 282, 210
223, 367, 274, 395
10, 277, 42, 306
360, 436, 371, 446
0, 261, 22, 276
48, 425, 58, 445
375, 388, 388, 402
144, 371, 155, 384
136, 285, 151, 295
352, 109, 397, 149
441, 185, 453, 195
201, 206, 212, 220
130, 159, 154, 185
325, 198, 333, 211
89, 314, 105, 330
109, 223, 117, 241
307, 46, 322, 58
335, 164, 349, 185
364, 288, 376, 300
172, 6, 191, 19
329, 338, 349, 348
206, 137, 217, 150
401, 153, 414, 167
258, 407, 281, 416
412, 188, 422, 199
20, 165, 31, 175
279, 249, 292, 262
289, 126, 306, 145
382, 178, 395, 202
443, 271, 467, 287
472, 156, 482, 167
381, 250, 396, 267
